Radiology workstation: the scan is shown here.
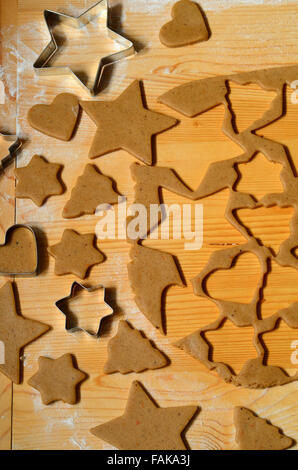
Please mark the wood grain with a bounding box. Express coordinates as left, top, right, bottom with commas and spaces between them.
0, 0, 18, 451
1, 0, 298, 450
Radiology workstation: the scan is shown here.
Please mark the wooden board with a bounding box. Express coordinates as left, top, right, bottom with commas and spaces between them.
0, 0, 18, 450
0, 0, 297, 450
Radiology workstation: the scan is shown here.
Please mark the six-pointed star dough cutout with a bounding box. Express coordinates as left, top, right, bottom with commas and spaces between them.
15, 155, 64, 206
80, 80, 178, 165
48, 229, 104, 279
0, 282, 50, 383
28, 353, 86, 405
90, 380, 197, 450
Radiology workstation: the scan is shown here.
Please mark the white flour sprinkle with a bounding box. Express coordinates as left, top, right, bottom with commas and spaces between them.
70, 437, 92, 450
32, 395, 44, 412
200, 0, 297, 10
125, 0, 173, 14
125, 0, 296, 14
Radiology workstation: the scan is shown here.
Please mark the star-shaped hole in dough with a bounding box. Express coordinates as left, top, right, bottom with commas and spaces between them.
48, 229, 104, 279
28, 353, 86, 405
15, 155, 64, 207
0, 282, 50, 383
91, 380, 198, 450
80, 80, 178, 165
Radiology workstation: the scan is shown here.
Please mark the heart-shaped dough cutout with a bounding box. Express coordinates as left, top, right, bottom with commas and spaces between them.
159, 0, 209, 47
0, 225, 38, 275
27, 93, 79, 141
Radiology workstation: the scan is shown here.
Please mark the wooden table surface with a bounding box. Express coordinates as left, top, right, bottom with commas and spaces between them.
0, 0, 298, 450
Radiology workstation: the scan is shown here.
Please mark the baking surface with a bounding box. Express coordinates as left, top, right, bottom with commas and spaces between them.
0, 0, 298, 450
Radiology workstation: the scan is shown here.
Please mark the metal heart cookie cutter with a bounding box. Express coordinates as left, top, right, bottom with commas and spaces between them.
34, 0, 135, 95
55, 281, 114, 337
0, 224, 39, 277
0, 133, 22, 173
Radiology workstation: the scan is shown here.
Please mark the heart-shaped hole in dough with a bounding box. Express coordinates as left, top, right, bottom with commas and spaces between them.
206, 252, 261, 304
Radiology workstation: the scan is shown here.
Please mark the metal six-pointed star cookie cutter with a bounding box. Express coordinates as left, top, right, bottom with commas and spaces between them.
33, 0, 135, 95
55, 281, 114, 337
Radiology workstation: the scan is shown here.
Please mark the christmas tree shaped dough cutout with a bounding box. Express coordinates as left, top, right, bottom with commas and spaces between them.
104, 320, 168, 374
234, 407, 293, 450
63, 164, 119, 218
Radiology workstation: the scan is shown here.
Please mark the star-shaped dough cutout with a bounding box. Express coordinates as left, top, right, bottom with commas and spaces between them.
48, 229, 104, 279
80, 80, 178, 165
90, 381, 197, 450
28, 353, 86, 405
0, 282, 50, 383
15, 155, 63, 206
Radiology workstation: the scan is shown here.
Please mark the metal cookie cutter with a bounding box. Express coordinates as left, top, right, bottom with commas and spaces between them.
34, 0, 135, 95
0, 133, 22, 173
0, 224, 39, 277
55, 281, 114, 337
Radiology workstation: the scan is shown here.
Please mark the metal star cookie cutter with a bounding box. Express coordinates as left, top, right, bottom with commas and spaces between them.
0, 133, 22, 173
0, 224, 39, 277
33, 0, 135, 95
55, 281, 114, 337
